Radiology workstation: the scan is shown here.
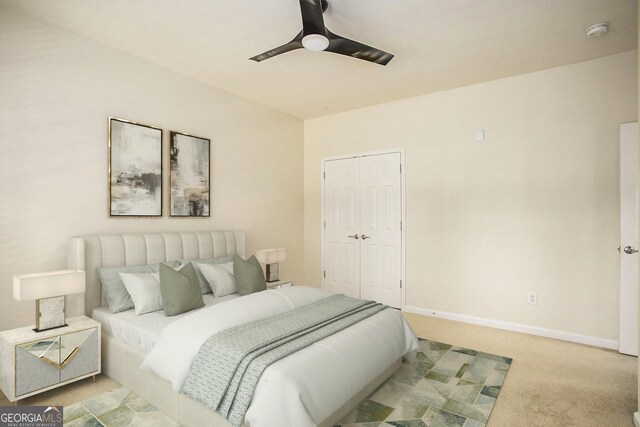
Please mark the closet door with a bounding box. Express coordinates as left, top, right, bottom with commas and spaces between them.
620, 122, 638, 356
322, 152, 403, 308
359, 153, 402, 307
323, 158, 361, 298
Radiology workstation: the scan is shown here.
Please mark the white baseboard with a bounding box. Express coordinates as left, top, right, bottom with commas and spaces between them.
402, 305, 619, 350
634, 411, 640, 427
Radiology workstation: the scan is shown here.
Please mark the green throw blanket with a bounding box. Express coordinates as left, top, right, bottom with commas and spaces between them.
181, 294, 386, 426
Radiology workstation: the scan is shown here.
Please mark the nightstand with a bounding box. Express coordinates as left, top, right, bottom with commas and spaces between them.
0, 316, 101, 404
266, 280, 293, 290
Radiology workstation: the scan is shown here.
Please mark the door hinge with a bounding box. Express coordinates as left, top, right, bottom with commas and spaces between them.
323, 221, 326, 229
400, 279, 402, 289
400, 164, 402, 173
323, 270, 326, 278
400, 221, 402, 231
323, 172, 326, 180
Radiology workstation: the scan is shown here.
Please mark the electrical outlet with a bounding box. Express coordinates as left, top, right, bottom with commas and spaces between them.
527, 291, 538, 305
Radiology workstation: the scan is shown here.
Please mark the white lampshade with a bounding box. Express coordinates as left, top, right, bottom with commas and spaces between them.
255, 248, 288, 265
13, 270, 85, 301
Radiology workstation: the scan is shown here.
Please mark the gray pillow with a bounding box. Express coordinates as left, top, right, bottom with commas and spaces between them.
233, 255, 266, 296
149, 261, 180, 271
159, 262, 204, 316
213, 255, 235, 264
98, 261, 180, 313
98, 264, 151, 313
178, 255, 235, 294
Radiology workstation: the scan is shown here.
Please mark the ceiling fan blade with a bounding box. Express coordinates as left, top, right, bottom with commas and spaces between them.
326, 31, 394, 65
299, 0, 327, 36
249, 32, 303, 62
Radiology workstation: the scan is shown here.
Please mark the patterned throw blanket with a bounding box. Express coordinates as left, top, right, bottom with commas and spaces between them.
181, 294, 386, 426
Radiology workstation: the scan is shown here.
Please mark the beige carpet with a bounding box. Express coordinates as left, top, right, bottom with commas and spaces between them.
0, 313, 636, 427
403, 312, 637, 427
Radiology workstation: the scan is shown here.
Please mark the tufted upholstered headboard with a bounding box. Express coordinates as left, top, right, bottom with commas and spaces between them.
66, 231, 245, 317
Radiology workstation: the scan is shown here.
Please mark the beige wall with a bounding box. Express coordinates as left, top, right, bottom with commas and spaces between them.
0, 7, 304, 330
305, 50, 638, 341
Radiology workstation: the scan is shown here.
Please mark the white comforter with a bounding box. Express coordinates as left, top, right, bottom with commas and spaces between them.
141, 286, 418, 427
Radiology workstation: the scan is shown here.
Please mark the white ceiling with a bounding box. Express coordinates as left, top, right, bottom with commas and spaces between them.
7, 0, 637, 119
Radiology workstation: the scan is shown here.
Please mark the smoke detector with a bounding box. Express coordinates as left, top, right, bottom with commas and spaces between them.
586, 23, 608, 38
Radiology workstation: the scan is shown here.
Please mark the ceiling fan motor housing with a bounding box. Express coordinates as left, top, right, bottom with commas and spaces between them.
249, 0, 394, 65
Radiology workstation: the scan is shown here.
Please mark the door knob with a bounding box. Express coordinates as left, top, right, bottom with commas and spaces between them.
348, 234, 360, 239
624, 246, 638, 254
361, 234, 371, 240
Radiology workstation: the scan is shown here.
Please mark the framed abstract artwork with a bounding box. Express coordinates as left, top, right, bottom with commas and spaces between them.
169, 131, 210, 217
108, 117, 163, 217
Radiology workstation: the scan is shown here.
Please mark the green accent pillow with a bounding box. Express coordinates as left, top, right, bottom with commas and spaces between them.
159, 262, 204, 316
233, 255, 266, 296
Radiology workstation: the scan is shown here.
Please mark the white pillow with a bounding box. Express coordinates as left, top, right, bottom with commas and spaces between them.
220, 261, 234, 275
198, 262, 237, 297
119, 272, 163, 315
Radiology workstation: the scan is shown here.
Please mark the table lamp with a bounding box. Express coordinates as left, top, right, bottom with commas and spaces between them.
255, 248, 288, 282
13, 270, 86, 332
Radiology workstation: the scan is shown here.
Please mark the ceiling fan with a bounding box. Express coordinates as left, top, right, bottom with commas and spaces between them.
250, 0, 393, 65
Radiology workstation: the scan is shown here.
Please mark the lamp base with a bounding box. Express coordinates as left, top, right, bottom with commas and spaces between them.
35, 295, 67, 332
265, 263, 279, 282
33, 323, 69, 333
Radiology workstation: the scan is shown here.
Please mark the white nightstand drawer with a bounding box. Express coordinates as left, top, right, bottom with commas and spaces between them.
60, 328, 99, 382
15, 344, 59, 396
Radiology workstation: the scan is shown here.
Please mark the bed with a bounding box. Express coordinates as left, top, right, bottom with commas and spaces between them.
67, 231, 418, 427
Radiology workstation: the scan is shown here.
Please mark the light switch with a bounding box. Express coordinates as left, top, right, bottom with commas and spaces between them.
476, 130, 485, 141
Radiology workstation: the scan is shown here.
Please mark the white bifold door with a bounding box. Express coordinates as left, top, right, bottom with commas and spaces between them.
322, 152, 403, 308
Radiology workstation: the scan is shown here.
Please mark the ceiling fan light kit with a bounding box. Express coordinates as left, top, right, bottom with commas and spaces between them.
250, 0, 393, 65
302, 34, 330, 51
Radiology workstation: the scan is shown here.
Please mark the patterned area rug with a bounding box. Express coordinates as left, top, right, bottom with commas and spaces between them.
62, 338, 511, 426
63, 387, 178, 426
337, 338, 512, 427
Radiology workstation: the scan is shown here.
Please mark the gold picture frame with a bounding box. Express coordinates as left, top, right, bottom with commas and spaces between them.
108, 117, 163, 217
169, 131, 211, 217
